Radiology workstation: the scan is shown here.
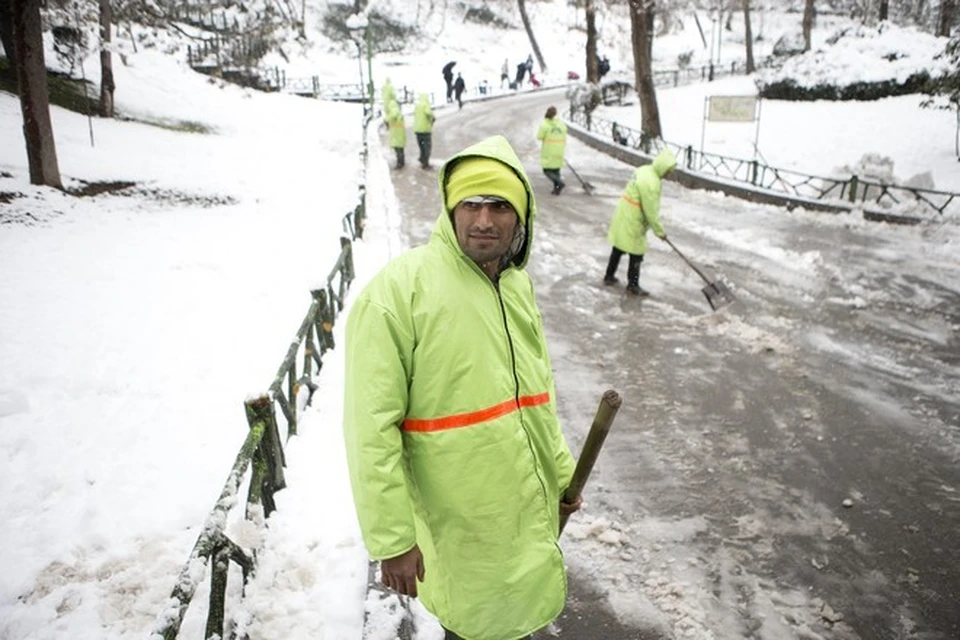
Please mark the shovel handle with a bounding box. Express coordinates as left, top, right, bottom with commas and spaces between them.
564, 160, 595, 192
662, 237, 713, 286
560, 389, 622, 534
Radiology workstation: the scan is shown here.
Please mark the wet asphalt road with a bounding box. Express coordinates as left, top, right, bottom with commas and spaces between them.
381, 89, 960, 639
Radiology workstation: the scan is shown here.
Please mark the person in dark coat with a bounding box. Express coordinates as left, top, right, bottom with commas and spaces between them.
443, 61, 457, 103
598, 56, 611, 79
453, 73, 466, 110
514, 62, 527, 89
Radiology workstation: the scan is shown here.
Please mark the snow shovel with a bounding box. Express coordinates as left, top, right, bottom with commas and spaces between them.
662, 237, 735, 311
564, 159, 596, 195
560, 389, 622, 534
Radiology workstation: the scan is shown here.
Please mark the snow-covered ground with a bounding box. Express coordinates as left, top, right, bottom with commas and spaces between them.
0, 1, 956, 638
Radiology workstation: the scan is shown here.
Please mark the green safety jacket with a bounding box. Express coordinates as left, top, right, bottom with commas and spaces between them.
536, 116, 567, 170
606, 147, 676, 254
382, 79, 397, 106
344, 135, 576, 640
413, 95, 435, 133
385, 100, 406, 149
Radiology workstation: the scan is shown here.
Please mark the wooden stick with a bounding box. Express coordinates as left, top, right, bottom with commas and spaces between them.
560, 389, 622, 534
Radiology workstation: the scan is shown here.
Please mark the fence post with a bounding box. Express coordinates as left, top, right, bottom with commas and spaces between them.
750, 160, 758, 186
316, 289, 336, 354
848, 175, 859, 203
341, 236, 355, 286
205, 545, 229, 640
244, 395, 287, 511
354, 184, 366, 240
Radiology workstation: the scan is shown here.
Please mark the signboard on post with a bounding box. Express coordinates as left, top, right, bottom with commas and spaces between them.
700, 95, 763, 163
707, 96, 759, 122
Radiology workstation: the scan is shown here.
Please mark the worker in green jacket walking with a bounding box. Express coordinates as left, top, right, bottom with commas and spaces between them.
381, 77, 397, 106
536, 106, 567, 195
413, 93, 436, 169
604, 147, 677, 296
384, 99, 406, 169
344, 135, 582, 640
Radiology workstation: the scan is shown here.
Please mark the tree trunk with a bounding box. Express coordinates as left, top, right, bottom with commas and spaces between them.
629, 0, 662, 140
878, 0, 889, 21
585, 0, 598, 82
99, 0, 114, 117
802, 0, 815, 51
517, 0, 546, 73
743, 0, 755, 73
0, 0, 16, 75
11, 0, 62, 188
939, 0, 956, 36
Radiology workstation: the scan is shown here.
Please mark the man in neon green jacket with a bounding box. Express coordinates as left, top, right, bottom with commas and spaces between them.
384, 99, 406, 169
604, 147, 676, 296
413, 93, 435, 169
536, 106, 567, 195
344, 135, 581, 640
381, 77, 397, 107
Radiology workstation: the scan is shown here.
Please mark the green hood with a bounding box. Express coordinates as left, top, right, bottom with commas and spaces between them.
434, 135, 537, 270
652, 147, 677, 178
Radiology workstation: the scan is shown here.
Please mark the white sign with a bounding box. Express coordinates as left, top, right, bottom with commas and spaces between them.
707, 96, 758, 122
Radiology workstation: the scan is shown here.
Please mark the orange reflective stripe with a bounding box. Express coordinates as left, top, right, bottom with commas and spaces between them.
403, 392, 551, 433
621, 194, 641, 209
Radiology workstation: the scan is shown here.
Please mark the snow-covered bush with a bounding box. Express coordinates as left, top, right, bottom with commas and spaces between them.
756, 22, 950, 100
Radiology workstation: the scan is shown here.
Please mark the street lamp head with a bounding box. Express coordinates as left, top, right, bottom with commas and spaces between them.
346, 13, 368, 31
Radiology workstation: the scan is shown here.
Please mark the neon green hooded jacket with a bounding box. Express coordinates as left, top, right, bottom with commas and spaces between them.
385, 99, 406, 149
606, 147, 676, 254
413, 94, 435, 134
536, 116, 567, 169
343, 135, 576, 640
382, 78, 397, 106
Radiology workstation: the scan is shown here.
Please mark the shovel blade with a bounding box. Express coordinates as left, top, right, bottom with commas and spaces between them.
701, 280, 735, 311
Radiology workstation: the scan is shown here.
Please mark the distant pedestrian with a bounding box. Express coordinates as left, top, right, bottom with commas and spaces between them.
525, 54, 534, 74
604, 147, 676, 295
453, 73, 466, 110
598, 56, 611, 79
500, 58, 510, 88
529, 71, 541, 88
384, 99, 406, 169
413, 93, 435, 169
514, 62, 527, 89
442, 61, 457, 103
536, 106, 567, 195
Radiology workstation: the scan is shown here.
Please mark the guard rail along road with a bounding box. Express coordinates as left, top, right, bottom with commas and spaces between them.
567, 107, 958, 224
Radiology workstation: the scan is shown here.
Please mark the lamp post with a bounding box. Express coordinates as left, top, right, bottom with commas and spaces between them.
352, 39, 365, 107
346, 12, 374, 116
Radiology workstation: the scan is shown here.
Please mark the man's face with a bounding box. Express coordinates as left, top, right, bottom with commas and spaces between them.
452, 196, 520, 270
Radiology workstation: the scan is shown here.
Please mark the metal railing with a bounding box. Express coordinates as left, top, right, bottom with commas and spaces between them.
151, 113, 372, 640
260, 69, 426, 105
570, 108, 958, 220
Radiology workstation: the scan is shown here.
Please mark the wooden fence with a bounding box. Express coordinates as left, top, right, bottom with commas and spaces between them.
151, 113, 372, 640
